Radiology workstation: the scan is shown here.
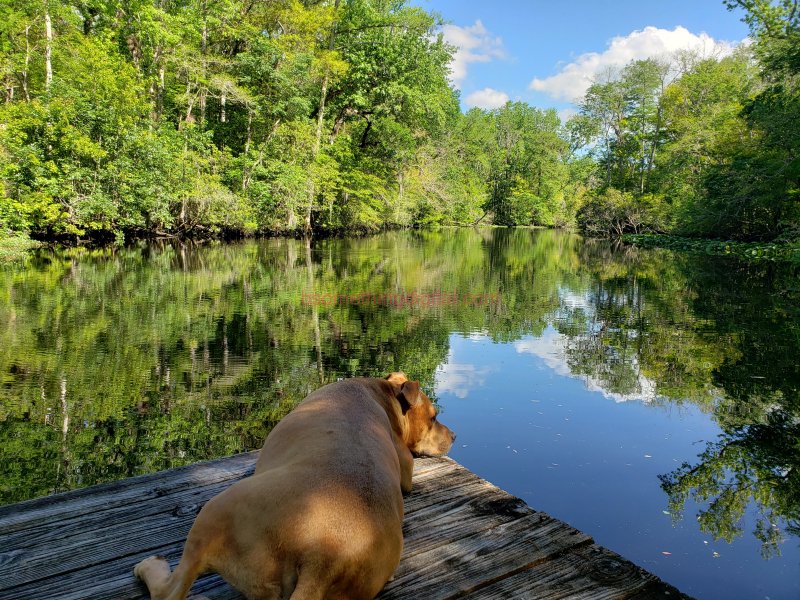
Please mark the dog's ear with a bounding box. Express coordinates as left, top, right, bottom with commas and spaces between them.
395, 380, 422, 415
385, 372, 408, 385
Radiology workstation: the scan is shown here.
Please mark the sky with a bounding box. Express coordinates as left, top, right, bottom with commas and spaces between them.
410, 0, 751, 117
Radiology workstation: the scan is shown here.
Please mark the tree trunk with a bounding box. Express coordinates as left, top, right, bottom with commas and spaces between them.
304, 74, 329, 232
183, 81, 195, 126
359, 118, 373, 149
645, 101, 663, 192
200, 8, 207, 126
244, 110, 252, 154
305, 0, 341, 234
149, 46, 164, 123
158, 61, 165, 117
44, 7, 53, 91
199, 90, 206, 126
398, 170, 404, 204
22, 24, 31, 101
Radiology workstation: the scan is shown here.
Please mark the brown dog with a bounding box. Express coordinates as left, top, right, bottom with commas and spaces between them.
133, 372, 455, 600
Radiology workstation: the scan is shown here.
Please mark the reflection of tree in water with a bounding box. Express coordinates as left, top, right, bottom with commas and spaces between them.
552, 243, 800, 556
556, 240, 730, 405
658, 259, 800, 557
0, 228, 579, 503
660, 411, 800, 558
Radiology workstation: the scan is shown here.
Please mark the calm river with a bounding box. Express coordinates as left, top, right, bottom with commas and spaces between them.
1, 229, 798, 598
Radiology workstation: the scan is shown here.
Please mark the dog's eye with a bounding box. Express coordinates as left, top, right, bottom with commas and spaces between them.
431, 415, 437, 423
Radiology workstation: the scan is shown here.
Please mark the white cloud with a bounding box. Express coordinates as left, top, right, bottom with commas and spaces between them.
530, 26, 740, 102
465, 87, 510, 109
442, 20, 505, 88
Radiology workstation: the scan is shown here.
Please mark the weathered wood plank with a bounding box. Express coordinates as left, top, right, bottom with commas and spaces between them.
0, 458, 472, 592
0, 456, 690, 600
380, 514, 593, 600
459, 544, 688, 600
0, 451, 258, 534
0, 458, 455, 595
0, 468, 528, 599
0, 463, 503, 589
0, 476, 235, 552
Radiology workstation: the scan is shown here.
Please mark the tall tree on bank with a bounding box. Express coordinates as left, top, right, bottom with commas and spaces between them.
719, 0, 800, 239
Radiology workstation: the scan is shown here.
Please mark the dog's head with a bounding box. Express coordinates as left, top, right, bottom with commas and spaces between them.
386, 372, 455, 457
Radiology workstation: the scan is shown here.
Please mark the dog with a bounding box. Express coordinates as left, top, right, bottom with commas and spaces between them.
133, 372, 455, 600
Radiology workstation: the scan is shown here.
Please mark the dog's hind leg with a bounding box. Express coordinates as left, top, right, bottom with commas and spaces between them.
288, 579, 327, 600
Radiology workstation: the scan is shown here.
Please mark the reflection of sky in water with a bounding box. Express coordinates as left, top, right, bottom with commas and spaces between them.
435, 333, 800, 600
515, 328, 658, 403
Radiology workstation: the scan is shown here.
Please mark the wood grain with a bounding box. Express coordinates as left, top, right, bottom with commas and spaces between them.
0, 455, 690, 600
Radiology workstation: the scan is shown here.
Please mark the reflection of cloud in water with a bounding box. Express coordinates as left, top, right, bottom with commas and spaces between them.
436, 347, 492, 399
515, 329, 657, 404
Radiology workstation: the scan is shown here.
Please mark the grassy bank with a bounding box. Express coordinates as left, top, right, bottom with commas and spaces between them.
0, 232, 42, 263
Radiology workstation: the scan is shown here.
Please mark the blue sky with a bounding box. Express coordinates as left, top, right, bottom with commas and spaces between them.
411, 0, 751, 115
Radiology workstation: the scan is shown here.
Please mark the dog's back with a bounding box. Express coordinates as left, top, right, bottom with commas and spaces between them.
134, 374, 453, 600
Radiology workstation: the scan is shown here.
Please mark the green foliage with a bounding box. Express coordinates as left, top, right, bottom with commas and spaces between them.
2, 0, 800, 244
577, 187, 653, 237
0, 229, 41, 262
572, 3, 800, 242
623, 233, 800, 263
449, 103, 570, 227
1, 0, 500, 239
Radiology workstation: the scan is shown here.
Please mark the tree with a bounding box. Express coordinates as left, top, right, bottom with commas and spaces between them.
477, 103, 568, 226
655, 52, 757, 237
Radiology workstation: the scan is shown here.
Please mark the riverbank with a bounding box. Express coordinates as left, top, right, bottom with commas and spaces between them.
0, 224, 514, 263
622, 233, 800, 264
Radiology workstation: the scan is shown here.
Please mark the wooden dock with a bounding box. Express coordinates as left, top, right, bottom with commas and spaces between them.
0, 453, 689, 599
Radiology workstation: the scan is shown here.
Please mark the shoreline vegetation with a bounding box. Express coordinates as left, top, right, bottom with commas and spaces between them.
0, 230, 41, 262
622, 233, 800, 263
1, 1, 798, 257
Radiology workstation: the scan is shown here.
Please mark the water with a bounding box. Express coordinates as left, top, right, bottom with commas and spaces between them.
1, 229, 798, 598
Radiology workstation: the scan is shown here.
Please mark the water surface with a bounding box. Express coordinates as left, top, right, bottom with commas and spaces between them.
1, 229, 798, 598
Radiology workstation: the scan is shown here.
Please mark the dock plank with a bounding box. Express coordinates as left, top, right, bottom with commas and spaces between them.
462, 544, 681, 600
0, 455, 689, 600
0, 451, 258, 534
